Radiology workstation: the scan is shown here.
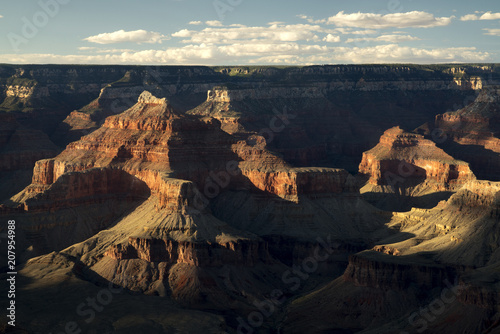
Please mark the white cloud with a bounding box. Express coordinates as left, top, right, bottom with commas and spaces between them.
172, 24, 326, 44
479, 12, 500, 20
206, 20, 223, 27
218, 43, 328, 57
171, 29, 192, 38
349, 29, 378, 35
323, 34, 340, 42
84, 29, 168, 44
4, 14, 492, 65
332, 27, 378, 35
331, 45, 489, 63
327, 11, 453, 28
346, 34, 420, 43
251, 45, 490, 65
484, 28, 500, 36
461, 11, 500, 21
460, 14, 479, 21
79, 47, 134, 53
0, 15, 3, 18
297, 14, 326, 24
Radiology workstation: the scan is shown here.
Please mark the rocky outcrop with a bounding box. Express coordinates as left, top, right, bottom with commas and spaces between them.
241, 167, 357, 201
22, 168, 150, 212
105, 237, 271, 266
207, 86, 324, 102
448, 180, 500, 210
20, 92, 239, 191
346, 180, 500, 294
457, 284, 499, 309
5, 84, 49, 99
18, 91, 364, 218
359, 126, 474, 188
343, 251, 460, 290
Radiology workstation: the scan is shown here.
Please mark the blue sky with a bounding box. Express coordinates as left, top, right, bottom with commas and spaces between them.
0, 0, 499, 64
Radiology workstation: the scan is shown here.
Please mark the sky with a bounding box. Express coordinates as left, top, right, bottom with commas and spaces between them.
0, 0, 499, 65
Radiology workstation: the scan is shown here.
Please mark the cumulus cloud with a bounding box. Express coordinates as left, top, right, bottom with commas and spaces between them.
172, 24, 325, 43
460, 14, 479, 21
9, 11, 492, 66
332, 27, 378, 35
333, 45, 489, 63
250, 45, 489, 65
78, 46, 96, 51
205, 20, 223, 27
346, 34, 420, 43
484, 28, 500, 36
327, 11, 453, 28
297, 14, 326, 24
479, 12, 500, 20
323, 34, 341, 42
349, 29, 378, 35
84, 29, 168, 44
461, 11, 500, 21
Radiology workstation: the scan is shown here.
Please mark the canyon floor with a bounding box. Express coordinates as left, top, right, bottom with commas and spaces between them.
0, 64, 500, 334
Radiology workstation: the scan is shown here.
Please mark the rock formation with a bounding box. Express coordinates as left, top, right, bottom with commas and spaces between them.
358, 126, 476, 211
3, 65, 500, 334
359, 126, 474, 187
8, 91, 387, 316
434, 85, 500, 180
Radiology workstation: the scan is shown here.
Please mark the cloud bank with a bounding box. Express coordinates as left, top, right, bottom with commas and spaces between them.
326, 11, 453, 28
4, 9, 496, 65
84, 29, 168, 44
460, 12, 500, 21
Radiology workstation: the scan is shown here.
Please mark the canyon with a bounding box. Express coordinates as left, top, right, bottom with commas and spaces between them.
0, 64, 500, 333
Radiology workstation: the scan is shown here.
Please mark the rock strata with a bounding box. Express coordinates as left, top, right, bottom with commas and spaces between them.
359, 126, 474, 188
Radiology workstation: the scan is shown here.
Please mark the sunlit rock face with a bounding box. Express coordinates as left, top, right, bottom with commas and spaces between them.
359, 126, 475, 188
